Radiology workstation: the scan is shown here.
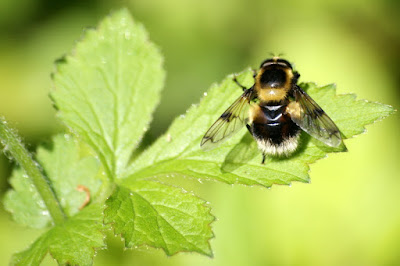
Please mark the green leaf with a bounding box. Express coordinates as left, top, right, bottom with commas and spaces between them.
300, 82, 393, 138
104, 181, 214, 256
0, 118, 66, 225
11, 204, 106, 266
50, 8, 165, 179
4, 134, 104, 228
122, 70, 395, 187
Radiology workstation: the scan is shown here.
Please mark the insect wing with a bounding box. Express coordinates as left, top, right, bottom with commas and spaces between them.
290, 86, 342, 147
201, 88, 254, 150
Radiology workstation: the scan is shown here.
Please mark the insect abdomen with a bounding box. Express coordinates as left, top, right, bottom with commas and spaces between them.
250, 104, 301, 156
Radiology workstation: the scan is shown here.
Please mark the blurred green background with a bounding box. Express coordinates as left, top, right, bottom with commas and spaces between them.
0, 0, 399, 265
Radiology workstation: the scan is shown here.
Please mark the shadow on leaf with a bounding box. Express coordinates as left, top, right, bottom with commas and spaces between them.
221, 134, 258, 172
221, 131, 318, 169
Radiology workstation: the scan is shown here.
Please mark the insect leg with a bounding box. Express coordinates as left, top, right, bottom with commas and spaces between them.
252, 68, 257, 78
245, 124, 265, 164
233, 75, 248, 91
246, 124, 252, 134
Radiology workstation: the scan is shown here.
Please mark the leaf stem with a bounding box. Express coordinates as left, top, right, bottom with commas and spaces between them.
0, 118, 66, 225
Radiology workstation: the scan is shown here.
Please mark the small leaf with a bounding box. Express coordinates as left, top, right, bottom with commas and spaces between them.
104, 181, 214, 256
11, 204, 106, 266
50, 8, 165, 179
4, 134, 104, 228
123, 70, 394, 187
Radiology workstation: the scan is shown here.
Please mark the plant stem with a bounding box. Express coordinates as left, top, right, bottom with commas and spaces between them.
0, 118, 66, 225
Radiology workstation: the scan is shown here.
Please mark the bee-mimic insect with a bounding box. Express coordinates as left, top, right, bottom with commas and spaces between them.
200, 57, 343, 164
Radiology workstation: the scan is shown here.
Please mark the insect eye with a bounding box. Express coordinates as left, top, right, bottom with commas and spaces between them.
276, 59, 293, 69
260, 59, 274, 68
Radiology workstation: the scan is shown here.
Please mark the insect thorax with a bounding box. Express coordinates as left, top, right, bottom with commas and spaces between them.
259, 68, 287, 88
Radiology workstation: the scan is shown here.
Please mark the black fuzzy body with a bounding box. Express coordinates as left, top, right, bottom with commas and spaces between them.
250, 100, 301, 156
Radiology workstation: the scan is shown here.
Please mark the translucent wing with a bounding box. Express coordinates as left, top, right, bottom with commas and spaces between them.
201, 87, 255, 150
288, 86, 342, 147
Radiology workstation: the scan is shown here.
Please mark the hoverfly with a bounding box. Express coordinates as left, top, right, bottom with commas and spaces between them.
201, 57, 343, 164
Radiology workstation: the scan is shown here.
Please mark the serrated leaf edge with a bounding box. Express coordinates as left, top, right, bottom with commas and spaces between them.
104, 181, 215, 257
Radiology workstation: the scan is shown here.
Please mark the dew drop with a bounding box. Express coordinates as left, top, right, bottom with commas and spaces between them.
28, 184, 35, 191
124, 31, 131, 40
2, 149, 13, 161
37, 200, 46, 208
203, 92, 208, 96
